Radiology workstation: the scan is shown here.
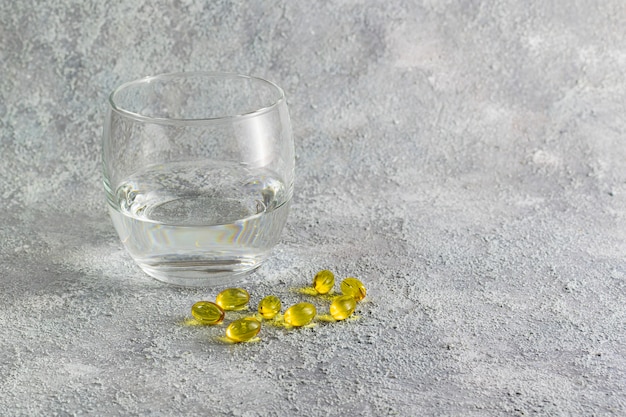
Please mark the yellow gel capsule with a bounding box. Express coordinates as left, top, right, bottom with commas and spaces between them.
313, 269, 335, 294
329, 295, 357, 321
191, 301, 225, 325
283, 302, 316, 327
225, 317, 261, 343
340, 277, 366, 302
216, 288, 250, 311
258, 295, 281, 319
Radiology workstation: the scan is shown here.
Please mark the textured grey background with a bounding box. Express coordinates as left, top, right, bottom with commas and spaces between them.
1, 0, 626, 415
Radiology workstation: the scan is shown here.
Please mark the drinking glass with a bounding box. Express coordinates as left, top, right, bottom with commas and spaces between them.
103, 72, 294, 286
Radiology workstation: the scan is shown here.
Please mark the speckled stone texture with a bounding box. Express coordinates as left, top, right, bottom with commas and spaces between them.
1, 0, 625, 415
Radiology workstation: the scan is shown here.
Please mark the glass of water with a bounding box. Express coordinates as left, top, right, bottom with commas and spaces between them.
103, 72, 294, 286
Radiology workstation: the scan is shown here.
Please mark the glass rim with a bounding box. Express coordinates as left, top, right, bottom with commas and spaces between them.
108, 71, 286, 125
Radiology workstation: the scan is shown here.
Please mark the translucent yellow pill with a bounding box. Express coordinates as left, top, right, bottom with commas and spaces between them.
283, 302, 316, 327
340, 277, 366, 302
258, 295, 281, 319
313, 269, 335, 294
191, 301, 225, 325
216, 288, 250, 311
329, 295, 357, 321
225, 317, 262, 343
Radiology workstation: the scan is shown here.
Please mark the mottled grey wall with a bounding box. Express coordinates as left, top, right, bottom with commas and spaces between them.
1, 0, 625, 415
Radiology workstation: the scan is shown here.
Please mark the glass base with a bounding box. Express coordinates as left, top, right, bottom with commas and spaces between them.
137, 258, 264, 287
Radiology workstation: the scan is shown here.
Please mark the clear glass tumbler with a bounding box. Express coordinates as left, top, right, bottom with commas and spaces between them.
103, 72, 294, 286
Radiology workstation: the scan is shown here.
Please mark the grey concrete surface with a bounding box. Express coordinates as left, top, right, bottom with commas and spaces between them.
1, 0, 625, 415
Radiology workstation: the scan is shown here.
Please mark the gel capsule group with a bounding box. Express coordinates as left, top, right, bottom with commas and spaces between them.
313, 269, 335, 294
258, 295, 281, 319
340, 277, 366, 302
191, 301, 225, 325
216, 288, 250, 311
330, 295, 357, 321
283, 302, 316, 327
225, 317, 262, 343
